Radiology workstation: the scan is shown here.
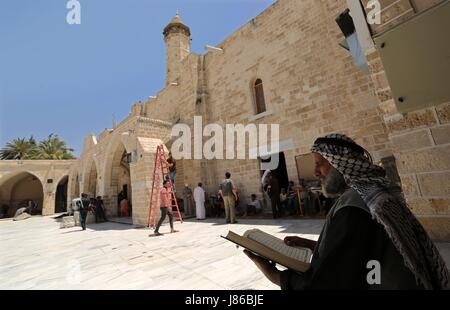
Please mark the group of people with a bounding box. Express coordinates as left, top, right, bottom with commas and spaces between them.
179, 172, 239, 224
169, 157, 334, 224
181, 171, 306, 223
191, 172, 239, 223
261, 171, 300, 219
180, 182, 206, 220
159, 170, 239, 227
90, 196, 107, 223
73, 194, 107, 230
261, 171, 336, 218
165, 150, 258, 224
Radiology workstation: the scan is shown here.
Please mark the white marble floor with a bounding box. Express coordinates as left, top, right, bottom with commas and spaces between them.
0, 215, 448, 290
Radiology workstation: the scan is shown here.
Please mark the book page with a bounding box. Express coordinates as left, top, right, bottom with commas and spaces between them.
223, 231, 311, 272
243, 229, 312, 263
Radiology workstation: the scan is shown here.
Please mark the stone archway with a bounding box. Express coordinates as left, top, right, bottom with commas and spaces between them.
0, 171, 44, 218
55, 175, 69, 213
104, 142, 132, 217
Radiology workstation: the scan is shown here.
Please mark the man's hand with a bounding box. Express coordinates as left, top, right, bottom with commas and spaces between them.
244, 250, 281, 286
233, 189, 238, 202
284, 236, 317, 251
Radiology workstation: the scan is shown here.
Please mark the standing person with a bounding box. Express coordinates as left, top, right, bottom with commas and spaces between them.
268, 172, 281, 219
79, 193, 90, 231
245, 134, 450, 290
95, 196, 107, 222
215, 189, 225, 218
117, 190, 125, 216
118, 190, 125, 205
154, 180, 178, 236
166, 152, 177, 193
219, 172, 238, 224
194, 183, 206, 220
182, 184, 194, 216
120, 198, 129, 217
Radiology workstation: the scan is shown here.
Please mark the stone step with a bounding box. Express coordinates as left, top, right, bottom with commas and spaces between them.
60, 216, 76, 229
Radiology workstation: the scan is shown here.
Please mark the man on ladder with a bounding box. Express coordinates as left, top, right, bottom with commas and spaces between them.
147, 145, 183, 233
166, 152, 177, 193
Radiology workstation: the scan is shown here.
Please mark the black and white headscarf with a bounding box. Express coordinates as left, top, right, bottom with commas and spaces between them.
311, 133, 450, 290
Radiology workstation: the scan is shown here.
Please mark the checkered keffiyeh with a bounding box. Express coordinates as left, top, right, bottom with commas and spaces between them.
311, 133, 450, 290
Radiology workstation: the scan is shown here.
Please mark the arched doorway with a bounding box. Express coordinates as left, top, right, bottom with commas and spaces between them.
0, 172, 44, 218
260, 152, 289, 190
109, 143, 132, 217
55, 175, 69, 213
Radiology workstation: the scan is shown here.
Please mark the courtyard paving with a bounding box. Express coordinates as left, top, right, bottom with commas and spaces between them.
0, 215, 449, 290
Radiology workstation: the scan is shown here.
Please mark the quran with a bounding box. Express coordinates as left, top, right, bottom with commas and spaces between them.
222, 229, 312, 272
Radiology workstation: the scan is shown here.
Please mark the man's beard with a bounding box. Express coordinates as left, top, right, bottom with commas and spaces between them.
321, 166, 347, 198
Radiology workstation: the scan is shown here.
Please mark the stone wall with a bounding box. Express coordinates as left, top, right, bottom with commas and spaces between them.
197, 0, 390, 204
116, 0, 392, 210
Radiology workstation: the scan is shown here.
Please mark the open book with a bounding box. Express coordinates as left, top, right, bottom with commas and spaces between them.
222, 229, 312, 273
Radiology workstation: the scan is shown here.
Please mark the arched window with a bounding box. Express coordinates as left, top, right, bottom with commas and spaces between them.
254, 79, 266, 114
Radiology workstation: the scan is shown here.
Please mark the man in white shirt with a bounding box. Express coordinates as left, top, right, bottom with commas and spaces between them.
194, 182, 206, 220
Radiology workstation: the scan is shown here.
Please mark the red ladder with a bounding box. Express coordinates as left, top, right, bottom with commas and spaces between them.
147, 145, 183, 228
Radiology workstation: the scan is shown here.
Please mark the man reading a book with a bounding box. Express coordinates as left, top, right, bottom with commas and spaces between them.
245, 134, 449, 290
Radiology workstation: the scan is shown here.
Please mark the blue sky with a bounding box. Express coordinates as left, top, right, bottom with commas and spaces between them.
0, 0, 275, 156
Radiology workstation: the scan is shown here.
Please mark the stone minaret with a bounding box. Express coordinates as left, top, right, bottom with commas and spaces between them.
163, 12, 191, 86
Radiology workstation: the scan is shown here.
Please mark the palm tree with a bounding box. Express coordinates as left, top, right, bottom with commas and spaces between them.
34, 134, 75, 160
0, 137, 37, 160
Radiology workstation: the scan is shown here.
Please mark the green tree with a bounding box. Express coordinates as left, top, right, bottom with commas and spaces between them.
34, 134, 75, 160
0, 137, 37, 160
1, 134, 75, 160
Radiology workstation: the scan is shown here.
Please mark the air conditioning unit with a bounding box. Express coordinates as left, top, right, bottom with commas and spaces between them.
374, 1, 450, 113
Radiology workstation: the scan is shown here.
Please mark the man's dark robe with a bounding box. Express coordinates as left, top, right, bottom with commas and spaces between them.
280, 188, 424, 290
